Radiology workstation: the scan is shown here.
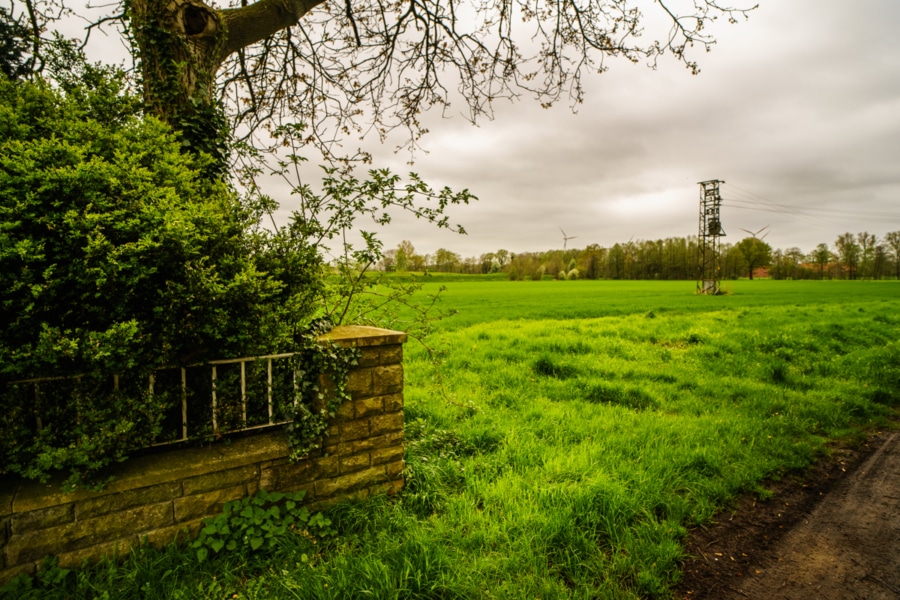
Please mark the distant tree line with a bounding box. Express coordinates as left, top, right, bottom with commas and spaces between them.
376, 231, 900, 281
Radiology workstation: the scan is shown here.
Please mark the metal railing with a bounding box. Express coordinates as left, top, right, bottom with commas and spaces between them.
9, 352, 304, 447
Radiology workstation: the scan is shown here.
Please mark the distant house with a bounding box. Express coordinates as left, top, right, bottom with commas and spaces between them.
752, 266, 770, 279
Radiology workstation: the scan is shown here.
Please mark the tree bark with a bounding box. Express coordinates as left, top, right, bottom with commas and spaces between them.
126, 0, 326, 163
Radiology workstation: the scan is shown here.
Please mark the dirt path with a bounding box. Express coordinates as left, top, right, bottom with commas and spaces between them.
677, 428, 900, 600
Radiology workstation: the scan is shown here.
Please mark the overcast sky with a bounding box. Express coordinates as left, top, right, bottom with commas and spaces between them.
73, 0, 900, 259
313, 0, 900, 259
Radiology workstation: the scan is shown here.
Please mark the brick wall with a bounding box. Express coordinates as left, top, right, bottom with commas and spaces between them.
0, 326, 407, 583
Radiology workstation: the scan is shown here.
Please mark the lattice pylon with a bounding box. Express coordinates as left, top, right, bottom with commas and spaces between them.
697, 180, 726, 295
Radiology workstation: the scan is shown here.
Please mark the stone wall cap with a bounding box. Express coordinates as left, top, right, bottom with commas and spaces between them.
319, 326, 408, 347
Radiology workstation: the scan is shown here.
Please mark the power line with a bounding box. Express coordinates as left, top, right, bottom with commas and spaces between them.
723, 184, 900, 230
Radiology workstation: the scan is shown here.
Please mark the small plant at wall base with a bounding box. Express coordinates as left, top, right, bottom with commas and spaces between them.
191, 489, 335, 562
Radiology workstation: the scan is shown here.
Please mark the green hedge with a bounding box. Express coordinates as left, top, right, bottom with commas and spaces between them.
0, 68, 323, 489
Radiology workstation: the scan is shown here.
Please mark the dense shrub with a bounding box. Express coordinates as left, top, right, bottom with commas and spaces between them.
0, 69, 323, 488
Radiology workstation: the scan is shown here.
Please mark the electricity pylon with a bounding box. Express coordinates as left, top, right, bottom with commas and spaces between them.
697, 180, 726, 295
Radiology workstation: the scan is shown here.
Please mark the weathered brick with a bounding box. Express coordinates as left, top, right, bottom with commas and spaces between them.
315, 466, 387, 498
371, 445, 404, 466
258, 456, 290, 471
6, 501, 173, 565
355, 396, 385, 418
380, 345, 403, 365
1, 516, 8, 550
370, 412, 403, 436
182, 465, 257, 496
173, 485, 245, 523
385, 459, 405, 479
373, 364, 403, 395
257, 468, 316, 499
356, 347, 382, 368
0, 561, 36, 583
10, 503, 74, 534
259, 456, 338, 492
350, 434, 382, 453
335, 399, 355, 419
139, 517, 205, 548
323, 422, 342, 447
340, 453, 371, 474
324, 441, 354, 457
76, 482, 182, 520
352, 431, 403, 453
56, 537, 133, 569
383, 393, 404, 413
346, 368, 374, 397
305, 487, 369, 513
384, 477, 405, 494
0, 481, 16, 518
340, 418, 371, 441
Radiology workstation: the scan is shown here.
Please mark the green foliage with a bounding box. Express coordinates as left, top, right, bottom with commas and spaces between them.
0, 70, 323, 487
286, 321, 360, 460
735, 237, 773, 279
191, 489, 334, 563
0, 55, 474, 487
0, 6, 32, 79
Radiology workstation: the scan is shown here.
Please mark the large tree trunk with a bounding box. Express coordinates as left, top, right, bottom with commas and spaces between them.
126, 0, 325, 168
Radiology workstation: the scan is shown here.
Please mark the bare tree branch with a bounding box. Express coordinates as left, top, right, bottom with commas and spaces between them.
50, 0, 755, 161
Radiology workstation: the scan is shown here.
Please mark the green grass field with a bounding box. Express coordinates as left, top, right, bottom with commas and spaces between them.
10, 280, 900, 599
415, 278, 900, 326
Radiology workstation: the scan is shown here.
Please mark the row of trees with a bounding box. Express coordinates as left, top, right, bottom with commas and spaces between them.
768, 232, 900, 281
379, 231, 900, 281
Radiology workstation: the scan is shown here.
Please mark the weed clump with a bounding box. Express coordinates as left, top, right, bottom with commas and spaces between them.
582, 382, 659, 411
770, 360, 790, 385
532, 354, 578, 379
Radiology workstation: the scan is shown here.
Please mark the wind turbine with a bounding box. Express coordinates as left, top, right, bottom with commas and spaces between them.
560, 228, 578, 250
740, 225, 770, 241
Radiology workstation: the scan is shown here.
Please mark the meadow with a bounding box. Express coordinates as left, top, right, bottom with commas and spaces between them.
7, 280, 900, 599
